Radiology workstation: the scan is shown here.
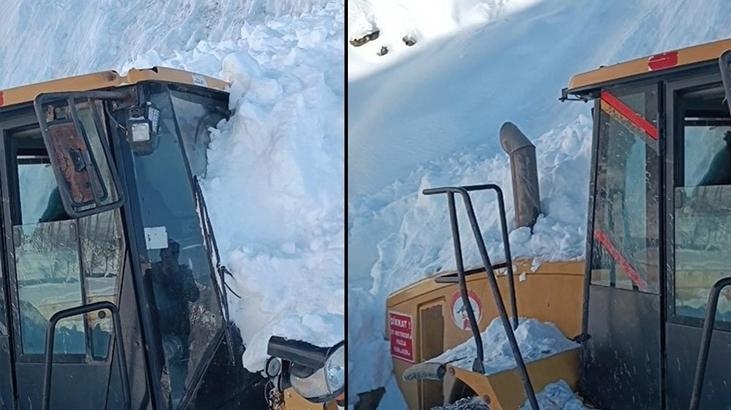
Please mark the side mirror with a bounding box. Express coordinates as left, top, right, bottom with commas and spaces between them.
34, 92, 126, 218
719, 50, 731, 115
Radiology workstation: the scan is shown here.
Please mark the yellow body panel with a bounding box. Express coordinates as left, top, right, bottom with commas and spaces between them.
568, 37, 731, 93
0, 66, 228, 108
282, 388, 339, 410
386, 259, 585, 409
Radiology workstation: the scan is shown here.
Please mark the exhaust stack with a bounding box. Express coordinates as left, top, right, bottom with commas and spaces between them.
499, 122, 540, 229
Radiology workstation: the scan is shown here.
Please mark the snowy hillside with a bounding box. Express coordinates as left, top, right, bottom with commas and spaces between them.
348, 0, 731, 407
0, 0, 343, 373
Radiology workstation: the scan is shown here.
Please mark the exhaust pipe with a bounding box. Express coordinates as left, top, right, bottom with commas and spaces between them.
499, 122, 540, 229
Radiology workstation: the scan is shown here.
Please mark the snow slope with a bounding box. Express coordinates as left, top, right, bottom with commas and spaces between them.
0, 0, 343, 373
0, 0, 333, 89
348, 0, 731, 406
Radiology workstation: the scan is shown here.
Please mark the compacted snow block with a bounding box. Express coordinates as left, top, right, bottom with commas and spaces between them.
442, 347, 580, 410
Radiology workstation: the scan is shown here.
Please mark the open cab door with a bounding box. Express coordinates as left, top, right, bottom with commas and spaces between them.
33, 91, 126, 218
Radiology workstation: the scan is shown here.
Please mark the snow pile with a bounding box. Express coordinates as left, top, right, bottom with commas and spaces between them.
348, 0, 731, 406
207, 3, 344, 371
353, 116, 591, 300
521, 380, 587, 410
428, 318, 579, 374
123, 3, 345, 371
0, 0, 343, 373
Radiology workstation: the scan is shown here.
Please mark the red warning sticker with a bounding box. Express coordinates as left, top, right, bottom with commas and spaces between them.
388, 311, 414, 363
450, 290, 482, 331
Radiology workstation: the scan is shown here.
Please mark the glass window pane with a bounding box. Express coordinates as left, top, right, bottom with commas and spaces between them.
590, 88, 660, 293
684, 125, 729, 186
75, 101, 120, 207
134, 86, 223, 406
18, 159, 65, 224
14, 221, 85, 354
674, 185, 731, 321
13, 147, 123, 358
170, 91, 227, 178
78, 211, 124, 359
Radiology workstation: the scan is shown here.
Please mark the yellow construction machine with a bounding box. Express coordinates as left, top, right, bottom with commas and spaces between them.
0, 67, 344, 409
385, 37, 731, 409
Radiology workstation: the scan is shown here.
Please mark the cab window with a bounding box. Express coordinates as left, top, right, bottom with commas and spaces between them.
673, 83, 731, 323
169, 87, 228, 178
590, 85, 661, 293
132, 83, 224, 406
11, 132, 123, 358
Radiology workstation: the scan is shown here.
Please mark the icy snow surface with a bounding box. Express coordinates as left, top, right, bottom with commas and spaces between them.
427, 318, 579, 375
432, 396, 489, 410
348, 0, 731, 407
521, 380, 587, 410
0, 0, 343, 373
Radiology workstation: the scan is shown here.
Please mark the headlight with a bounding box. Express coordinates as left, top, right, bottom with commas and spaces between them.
289, 342, 344, 403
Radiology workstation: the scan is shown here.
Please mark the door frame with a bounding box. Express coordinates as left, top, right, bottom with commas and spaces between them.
663, 69, 731, 329
580, 78, 665, 409
663, 68, 731, 408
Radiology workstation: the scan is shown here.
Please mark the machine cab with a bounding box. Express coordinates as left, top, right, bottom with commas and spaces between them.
565, 39, 731, 408
0, 68, 267, 409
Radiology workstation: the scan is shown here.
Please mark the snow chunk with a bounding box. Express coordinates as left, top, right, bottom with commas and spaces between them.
433, 396, 489, 410
222, 52, 261, 104
427, 318, 579, 374
521, 380, 588, 410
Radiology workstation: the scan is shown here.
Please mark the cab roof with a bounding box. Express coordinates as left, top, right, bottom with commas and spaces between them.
567, 37, 731, 95
0, 66, 228, 109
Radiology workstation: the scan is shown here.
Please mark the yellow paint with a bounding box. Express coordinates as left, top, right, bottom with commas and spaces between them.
283, 388, 338, 410
0, 66, 228, 108
568, 37, 731, 93
445, 349, 580, 410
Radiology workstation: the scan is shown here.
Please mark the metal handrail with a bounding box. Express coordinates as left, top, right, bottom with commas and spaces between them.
423, 184, 538, 410
689, 276, 731, 410
43, 301, 130, 410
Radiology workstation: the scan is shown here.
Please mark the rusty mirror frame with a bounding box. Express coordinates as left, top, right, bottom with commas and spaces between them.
33, 91, 127, 218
